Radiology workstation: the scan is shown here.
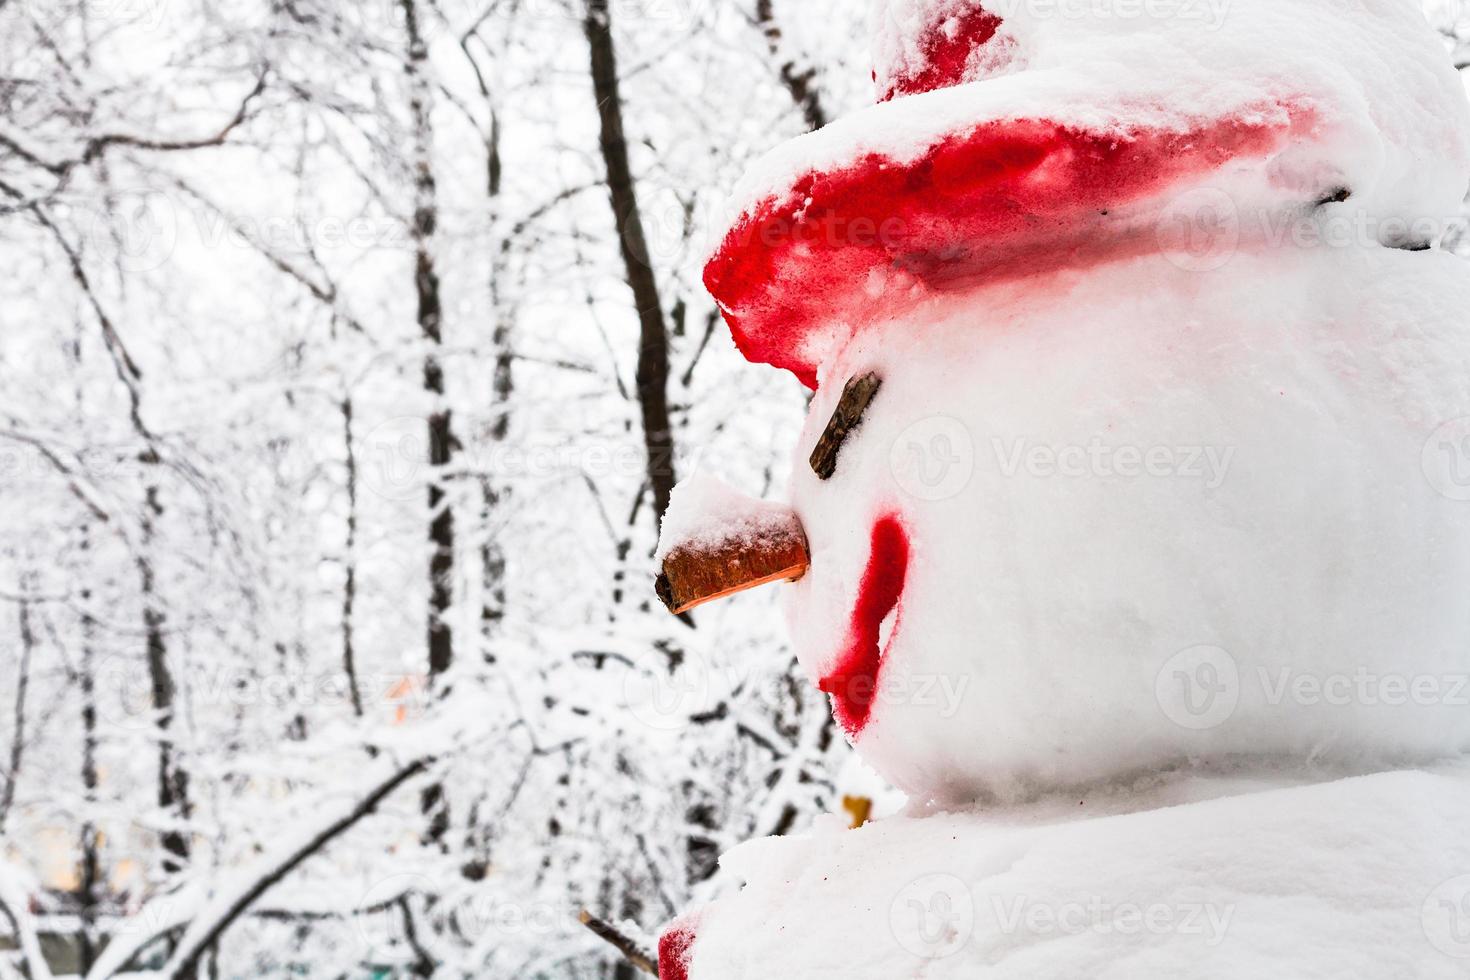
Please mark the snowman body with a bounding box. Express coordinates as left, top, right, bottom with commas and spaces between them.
655, 0, 1470, 974
678, 764, 1470, 978
786, 243, 1470, 802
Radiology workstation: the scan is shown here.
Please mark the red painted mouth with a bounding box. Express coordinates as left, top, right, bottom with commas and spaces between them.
820, 516, 911, 736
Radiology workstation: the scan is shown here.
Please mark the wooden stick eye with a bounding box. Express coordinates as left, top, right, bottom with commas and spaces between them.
809, 372, 882, 480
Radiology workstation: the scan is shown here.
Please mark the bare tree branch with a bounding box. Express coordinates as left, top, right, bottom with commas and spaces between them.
0, 864, 54, 980
754, 0, 828, 131
157, 756, 435, 980
584, 0, 679, 528
0, 74, 268, 183
578, 910, 658, 976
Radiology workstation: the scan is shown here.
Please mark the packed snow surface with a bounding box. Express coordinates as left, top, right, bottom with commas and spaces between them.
656, 472, 803, 563
678, 765, 1470, 978
783, 244, 1470, 802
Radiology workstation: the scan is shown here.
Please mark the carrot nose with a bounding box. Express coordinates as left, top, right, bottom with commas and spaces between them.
655, 506, 809, 615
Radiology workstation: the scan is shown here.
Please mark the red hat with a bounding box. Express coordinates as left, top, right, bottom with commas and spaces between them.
702, 0, 1470, 388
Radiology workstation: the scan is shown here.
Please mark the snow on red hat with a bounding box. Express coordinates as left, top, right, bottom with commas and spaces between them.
870, 0, 1015, 102
704, 0, 1470, 388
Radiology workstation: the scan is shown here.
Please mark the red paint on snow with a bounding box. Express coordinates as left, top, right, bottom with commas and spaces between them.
820, 515, 911, 736
879, 4, 1005, 102
704, 106, 1310, 387
658, 919, 699, 980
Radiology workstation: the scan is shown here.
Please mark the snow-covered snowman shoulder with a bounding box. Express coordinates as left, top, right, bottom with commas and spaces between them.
671, 764, 1470, 978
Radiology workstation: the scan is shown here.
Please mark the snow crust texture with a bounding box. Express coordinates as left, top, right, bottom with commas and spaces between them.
682, 767, 1470, 978
656, 471, 803, 564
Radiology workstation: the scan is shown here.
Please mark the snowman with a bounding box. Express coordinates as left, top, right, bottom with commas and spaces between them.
650, 0, 1470, 976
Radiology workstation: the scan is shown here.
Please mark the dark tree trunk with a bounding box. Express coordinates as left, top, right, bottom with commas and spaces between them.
456, 23, 513, 642
480, 292, 512, 635
756, 0, 829, 132
69, 338, 102, 972
400, 0, 455, 853
78, 566, 101, 974
340, 397, 364, 717
400, 0, 456, 685
482, 85, 510, 639
0, 587, 35, 834
584, 0, 678, 529
140, 478, 191, 873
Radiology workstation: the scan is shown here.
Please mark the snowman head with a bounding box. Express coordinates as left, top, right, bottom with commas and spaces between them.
707, 0, 1470, 388
676, 0, 1470, 802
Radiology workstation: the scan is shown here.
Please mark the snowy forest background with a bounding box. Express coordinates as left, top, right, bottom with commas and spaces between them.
1, 1, 1467, 977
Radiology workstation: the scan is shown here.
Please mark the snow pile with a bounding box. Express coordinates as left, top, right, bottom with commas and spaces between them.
784, 244, 1470, 803
679, 765, 1470, 977
656, 472, 804, 564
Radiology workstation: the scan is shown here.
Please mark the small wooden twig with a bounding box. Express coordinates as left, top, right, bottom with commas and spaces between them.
809, 373, 882, 479
579, 910, 659, 976
842, 795, 873, 829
